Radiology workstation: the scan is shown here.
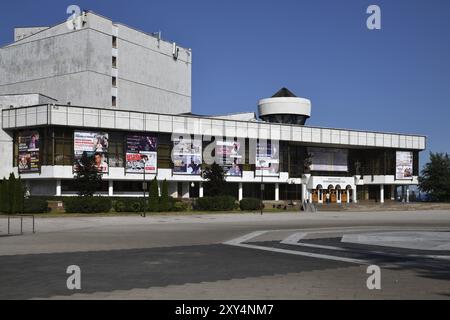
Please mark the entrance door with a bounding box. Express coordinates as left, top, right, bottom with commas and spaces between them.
341, 190, 347, 203
312, 190, 319, 203
330, 190, 337, 203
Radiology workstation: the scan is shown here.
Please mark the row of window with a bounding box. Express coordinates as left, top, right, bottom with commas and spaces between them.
13, 127, 419, 177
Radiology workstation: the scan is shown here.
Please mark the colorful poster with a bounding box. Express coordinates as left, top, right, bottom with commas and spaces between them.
125, 135, 158, 174
74, 131, 109, 173
172, 138, 202, 175
396, 151, 413, 180
18, 130, 40, 173
215, 140, 243, 176
308, 147, 348, 172
255, 140, 279, 176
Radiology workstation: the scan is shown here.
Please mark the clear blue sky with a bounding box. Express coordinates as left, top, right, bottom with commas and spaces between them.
1, 0, 449, 166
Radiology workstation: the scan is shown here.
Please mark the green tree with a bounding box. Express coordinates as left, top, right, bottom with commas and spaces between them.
148, 177, 160, 212
74, 152, 102, 197
0, 174, 25, 214
0, 178, 6, 213
202, 163, 226, 197
159, 179, 171, 212
419, 152, 450, 202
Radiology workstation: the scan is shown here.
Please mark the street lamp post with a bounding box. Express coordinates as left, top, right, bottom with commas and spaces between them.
142, 168, 146, 218
259, 159, 264, 215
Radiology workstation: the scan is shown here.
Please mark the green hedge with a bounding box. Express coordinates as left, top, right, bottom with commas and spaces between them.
113, 198, 145, 212
239, 198, 262, 211
63, 197, 112, 213
194, 196, 236, 211
23, 198, 49, 214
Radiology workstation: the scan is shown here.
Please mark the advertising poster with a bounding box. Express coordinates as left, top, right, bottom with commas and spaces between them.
255, 140, 279, 176
125, 135, 158, 174
396, 151, 413, 180
215, 140, 243, 176
172, 138, 202, 175
308, 147, 348, 172
73, 131, 109, 173
17, 130, 40, 173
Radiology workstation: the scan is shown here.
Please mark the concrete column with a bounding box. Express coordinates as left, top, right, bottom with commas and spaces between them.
168, 182, 178, 198
238, 183, 243, 201
108, 180, 114, 197
391, 185, 395, 201
182, 182, 189, 199
56, 179, 61, 196
308, 190, 312, 203
275, 183, 279, 201
352, 188, 357, 203
346, 189, 350, 204
199, 182, 204, 198
380, 184, 384, 204
406, 186, 410, 203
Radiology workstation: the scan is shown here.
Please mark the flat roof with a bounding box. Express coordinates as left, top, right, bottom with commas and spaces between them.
1, 103, 427, 151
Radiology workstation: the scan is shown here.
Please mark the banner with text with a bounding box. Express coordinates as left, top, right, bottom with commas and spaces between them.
396, 151, 413, 180
125, 135, 158, 174
74, 131, 109, 173
18, 130, 40, 173
172, 138, 202, 175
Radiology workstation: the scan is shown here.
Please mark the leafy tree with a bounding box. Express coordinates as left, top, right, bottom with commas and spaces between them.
419, 152, 450, 202
159, 179, 171, 212
147, 177, 159, 212
202, 163, 226, 197
74, 152, 102, 197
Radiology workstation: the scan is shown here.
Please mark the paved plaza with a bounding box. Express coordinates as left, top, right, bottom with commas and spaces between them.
1, 210, 450, 299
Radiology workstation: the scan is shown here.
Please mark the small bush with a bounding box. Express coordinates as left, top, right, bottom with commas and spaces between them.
23, 198, 49, 214
64, 197, 112, 213
194, 196, 236, 211
113, 198, 143, 212
239, 198, 262, 211
172, 200, 189, 212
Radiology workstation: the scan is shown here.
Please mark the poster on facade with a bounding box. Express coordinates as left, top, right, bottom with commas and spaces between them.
308, 147, 348, 172
73, 131, 109, 173
125, 135, 158, 174
215, 140, 243, 176
172, 138, 202, 175
17, 130, 40, 173
255, 140, 279, 176
396, 151, 413, 180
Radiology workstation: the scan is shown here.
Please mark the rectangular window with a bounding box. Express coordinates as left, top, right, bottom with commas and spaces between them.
112, 56, 117, 68
112, 36, 117, 48
112, 96, 117, 107
109, 132, 124, 167
112, 76, 117, 87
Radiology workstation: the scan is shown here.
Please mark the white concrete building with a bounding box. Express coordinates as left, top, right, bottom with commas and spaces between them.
0, 13, 425, 204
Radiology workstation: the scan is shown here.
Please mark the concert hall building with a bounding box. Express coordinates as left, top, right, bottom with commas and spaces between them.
0, 11, 425, 204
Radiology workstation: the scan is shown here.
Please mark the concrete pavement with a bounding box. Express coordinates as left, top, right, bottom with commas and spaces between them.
1, 210, 450, 299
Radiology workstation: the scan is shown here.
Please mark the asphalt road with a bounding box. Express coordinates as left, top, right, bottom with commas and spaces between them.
1, 211, 450, 299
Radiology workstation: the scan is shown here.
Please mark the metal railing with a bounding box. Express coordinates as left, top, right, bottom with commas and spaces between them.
5, 214, 35, 235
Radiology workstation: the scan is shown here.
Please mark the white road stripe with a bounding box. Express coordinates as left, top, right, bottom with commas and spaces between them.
281, 232, 349, 251
224, 227, 450, 264
231, 242, 368, 265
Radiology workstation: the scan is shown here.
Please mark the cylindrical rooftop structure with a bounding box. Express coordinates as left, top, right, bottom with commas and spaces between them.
258, 88, 311, 125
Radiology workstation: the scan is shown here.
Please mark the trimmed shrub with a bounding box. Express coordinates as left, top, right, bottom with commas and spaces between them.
147, 178, 159, 212
172, 200, 189, 212
194, 196, 236, 211
239, 198, 262, 211
113, 198, 143, 212
159, 179, 171, 212
23, 198, 49, 214
63, 197, 112, 213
